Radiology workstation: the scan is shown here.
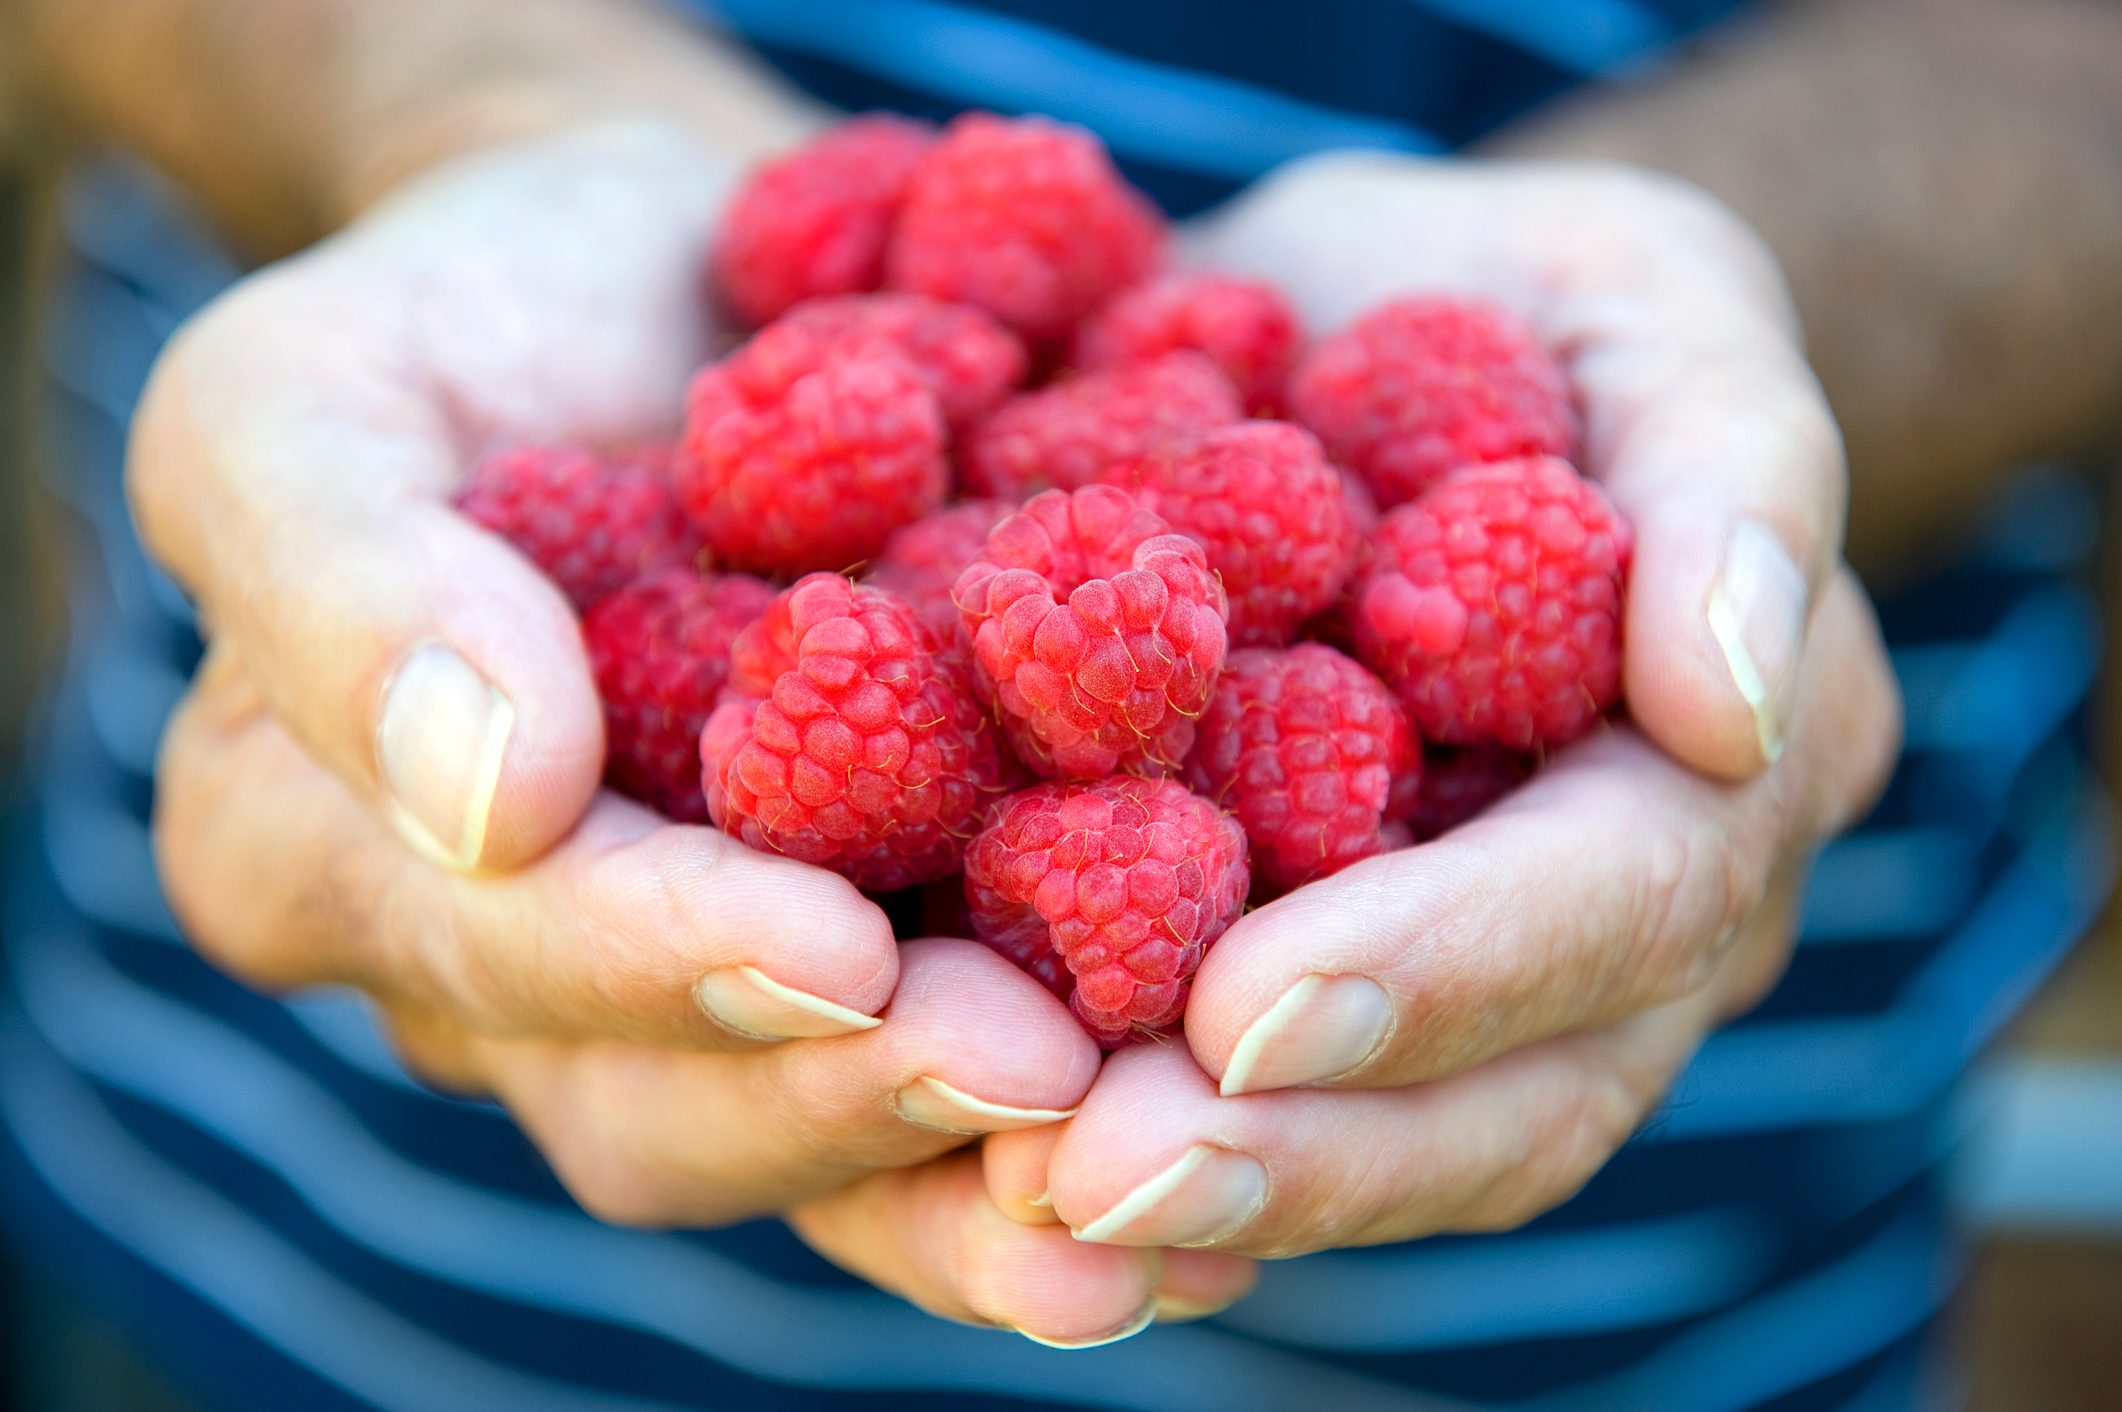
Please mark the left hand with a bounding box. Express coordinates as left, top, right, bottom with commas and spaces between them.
985, 153, 1903, 1256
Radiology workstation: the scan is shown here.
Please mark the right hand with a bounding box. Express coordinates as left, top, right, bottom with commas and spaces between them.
140, 121, 1253, 1343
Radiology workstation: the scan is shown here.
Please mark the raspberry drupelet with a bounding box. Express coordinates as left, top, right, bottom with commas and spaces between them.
701, 574, 1014, 891
955, 485, 1229, 780
1290, 295, 1578, 508
1185, 644, 1419, 890
965, 776, 1249, 1046
710, 114, 935, 327
886, 112, 1165, 343
1099, 421, 1352, 647
959, 351, 1243, 500
1071, 271, 1301, 413
584, 569, 775, 822
456, 445, 704, 612
1354, 456, 1631, 751
678, 322, 947, 576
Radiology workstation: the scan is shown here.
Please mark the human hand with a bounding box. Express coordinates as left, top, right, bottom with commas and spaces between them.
140, 123, 1252, 1341
984, 155, 1903, 1255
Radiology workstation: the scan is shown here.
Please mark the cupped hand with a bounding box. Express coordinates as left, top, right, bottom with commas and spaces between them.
139, 123, 1252, 1342
986, 154, 1903, 1256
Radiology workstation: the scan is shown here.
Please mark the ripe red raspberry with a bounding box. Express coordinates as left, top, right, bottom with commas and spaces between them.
1410, 745, 1533, 841
956, 486, 1228, 779
583, 569, 775, 822
959, 352, 1242, 500
1291, 295, 1577, 508
679, 327, 946, 575
886, 112, 1164, 342
1355, 456, 1630, 750
965, 776, 1248, 1045
1072, 272, 1300, 413
701, 574, 1013, 891
867, 499, 1015, 641
1185, 644, 1418, 890
775, 294, 1027, 429
710, 115, 935, 327
1099, 421, 1351, 647
456, 445, 704, 612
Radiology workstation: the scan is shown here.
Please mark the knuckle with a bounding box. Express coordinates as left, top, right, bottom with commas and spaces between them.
1605, 166, 1789, 309
1626, 829, 1759, 1008
1457, 1064, 1650, 1234
547, 1143, 674, 1229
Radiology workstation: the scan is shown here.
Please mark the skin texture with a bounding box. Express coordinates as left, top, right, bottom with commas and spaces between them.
13, 0, 2109, 1341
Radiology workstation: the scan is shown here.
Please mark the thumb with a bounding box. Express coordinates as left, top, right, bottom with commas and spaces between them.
130, 270, 604, 870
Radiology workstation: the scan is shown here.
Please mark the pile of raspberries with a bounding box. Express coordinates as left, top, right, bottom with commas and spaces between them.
458, 112, 1631, 1047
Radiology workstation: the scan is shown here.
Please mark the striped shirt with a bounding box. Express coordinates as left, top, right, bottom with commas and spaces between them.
2, 3, 2110, 1408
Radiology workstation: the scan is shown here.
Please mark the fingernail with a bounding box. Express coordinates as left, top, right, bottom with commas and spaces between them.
376, 643, 514, 871
1012, 1301, 1157, 1350
1219, 974, 1392, 1096
694, 965, 882, 1040
1706, 521, 1807, 766
1025, 1190, 1054, 1209
1071, 1145, 1268, 1248
892, 1076, 1077, 1134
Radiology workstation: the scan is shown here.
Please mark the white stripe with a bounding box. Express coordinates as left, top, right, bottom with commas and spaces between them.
1954, 1056, 2122, 1234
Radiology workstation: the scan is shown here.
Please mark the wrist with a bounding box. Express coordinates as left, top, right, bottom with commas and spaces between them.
321, 2, 823, 227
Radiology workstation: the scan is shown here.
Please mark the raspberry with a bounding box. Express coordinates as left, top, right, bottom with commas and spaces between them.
1410, 745, 1533, 840
1185, 645, 1417, 890
710, 115, 935, 327
679, 327, 946, 575
965, 776, 1248, 1045
1099, 421, 1351, 647
1354, 456, 1630, 750
1072, 272, 1300, 413
955, 486, 1228, 779
886, 112, 1164, 342
584, 569, 775, 822
1290, 296, 1577, 508
776, 293, 1027, 429
867, 499, 1015, 641
959, 352, 1242, 500
456, 445, 704, 612
701, 574, 1013, 891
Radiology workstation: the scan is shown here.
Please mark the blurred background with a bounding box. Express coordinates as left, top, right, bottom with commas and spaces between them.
1, 2, 2119, 1409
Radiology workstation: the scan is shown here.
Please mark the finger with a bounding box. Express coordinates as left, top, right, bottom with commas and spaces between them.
372, 1002, 490, 1097
1187, 571, 1897, 1095
155, 657, 899, 1048
985, 1122, 1068, 1226
129, 129, 718, 874
1548, 181, 1846, 781
793, 1154, 1260, 1345
461, 940, 1099, 1228
1151, 1249, 1261, 1324
790, 1153, 1180, 1348
130, 277, 606, 870
1046, 998, 1712, 1259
